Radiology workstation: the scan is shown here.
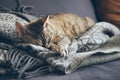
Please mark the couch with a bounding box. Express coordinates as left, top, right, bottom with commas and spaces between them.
0, 0, 120, 80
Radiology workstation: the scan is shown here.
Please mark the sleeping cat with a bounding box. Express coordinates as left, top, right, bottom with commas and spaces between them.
15, 13, 94, 57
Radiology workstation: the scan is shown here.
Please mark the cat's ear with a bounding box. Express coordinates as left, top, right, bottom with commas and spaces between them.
15, 22, 27, 38
43, 15, 50, 27
84, 17, 94, 27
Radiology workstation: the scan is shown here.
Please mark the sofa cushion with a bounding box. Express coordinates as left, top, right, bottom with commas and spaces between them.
0, 0, 96, 21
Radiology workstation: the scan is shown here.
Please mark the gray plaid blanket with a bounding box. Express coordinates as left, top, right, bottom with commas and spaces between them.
0, 13, 120, 78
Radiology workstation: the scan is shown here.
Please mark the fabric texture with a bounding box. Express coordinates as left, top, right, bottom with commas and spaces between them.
92, 0, 120, 29
0, 5, 39, 44
0, 13, 28, 44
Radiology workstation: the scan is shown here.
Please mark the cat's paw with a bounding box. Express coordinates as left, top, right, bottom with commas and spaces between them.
58, 44, 69, 57
50, 43, 68, 57
59, 47, 68, 57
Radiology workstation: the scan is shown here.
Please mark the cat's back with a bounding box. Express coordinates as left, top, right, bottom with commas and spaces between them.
49, 13, 94, 39
51, 13, 80, 22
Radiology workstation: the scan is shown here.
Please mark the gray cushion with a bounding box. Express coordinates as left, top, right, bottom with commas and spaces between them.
0, 0, 96, 21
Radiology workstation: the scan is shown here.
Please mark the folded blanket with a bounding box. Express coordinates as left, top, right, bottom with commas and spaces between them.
0, 13, 120, 78
17, 22, 120, 74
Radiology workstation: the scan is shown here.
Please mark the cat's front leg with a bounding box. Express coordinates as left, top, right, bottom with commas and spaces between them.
58, 43, 69, 57
50, 37, 71, 57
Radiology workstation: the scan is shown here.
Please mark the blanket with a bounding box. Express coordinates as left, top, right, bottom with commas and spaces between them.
0, 13, 120, 78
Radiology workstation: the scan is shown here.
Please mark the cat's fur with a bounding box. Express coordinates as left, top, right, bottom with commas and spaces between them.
15, 13, 94, 57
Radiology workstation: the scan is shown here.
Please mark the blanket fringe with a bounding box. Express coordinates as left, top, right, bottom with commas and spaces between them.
5, 49, 50, 78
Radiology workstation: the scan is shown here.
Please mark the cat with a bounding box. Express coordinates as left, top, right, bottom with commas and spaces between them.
15, 13, 95, 57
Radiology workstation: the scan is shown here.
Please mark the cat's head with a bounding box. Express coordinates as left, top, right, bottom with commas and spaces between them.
15, 16, 51, 47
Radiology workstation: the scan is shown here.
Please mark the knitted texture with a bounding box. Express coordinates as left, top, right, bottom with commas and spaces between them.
0, 13, 28, 43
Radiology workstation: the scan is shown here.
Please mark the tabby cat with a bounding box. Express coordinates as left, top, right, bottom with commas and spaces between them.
15, 13, 94, 57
